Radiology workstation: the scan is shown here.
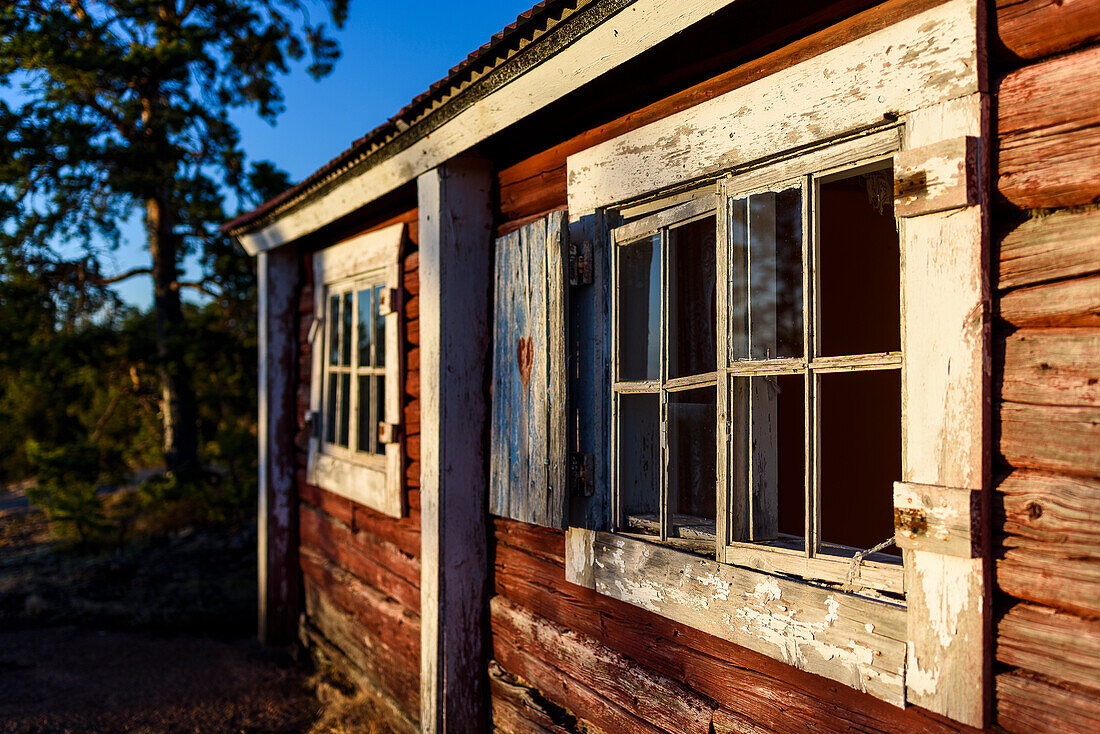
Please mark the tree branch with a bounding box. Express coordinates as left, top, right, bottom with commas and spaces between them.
97, 267, 152, 285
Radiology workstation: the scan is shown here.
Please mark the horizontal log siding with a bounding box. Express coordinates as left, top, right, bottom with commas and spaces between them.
293, 209, 421, 727
489, 518, 980, 733
992, 4, 1100, 730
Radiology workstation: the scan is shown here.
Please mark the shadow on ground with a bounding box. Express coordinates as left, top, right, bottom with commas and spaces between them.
0, 484, 322, 733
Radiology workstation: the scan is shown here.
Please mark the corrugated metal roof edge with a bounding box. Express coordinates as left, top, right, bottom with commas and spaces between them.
222, 0, 583, 235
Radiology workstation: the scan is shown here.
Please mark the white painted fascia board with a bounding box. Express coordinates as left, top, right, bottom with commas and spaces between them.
237, 0, 741, 256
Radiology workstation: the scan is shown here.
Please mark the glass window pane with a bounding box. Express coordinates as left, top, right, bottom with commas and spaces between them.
340, 292, 353, 367
668, 387, 716, 537
328, 294, 340, 366
817, 166, 900, 357
337, 373, 351, 447
818, 369, 901, 554
669, 216, 717, 379
325, 373, 338, 444
374, 285, 386, 368
618, 235, 661, 381
373, 375, 385, 456
357, 289, 373, 369
618, 393, 660, 533
357, 375, 372, 453
729, 186, 803, 360
729, 374, 804, 542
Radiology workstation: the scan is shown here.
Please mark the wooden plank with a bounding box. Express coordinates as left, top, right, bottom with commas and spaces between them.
999, 274, 1100, 328
300, 547, 421, 666
997, 208, 1100, 289
899, 93, 990, 728
489, 661, 604, 734
299, 503, 420, 612
303, 578, 420, 719
257, 244, 300, 645
491, 596, 715, 734
1000, 328, 1100, 407
489, 211, 568, 529
894, 136, 978, 217
893, 482, 979, 557
492, 535, 978, 734
1000, 402, 1100, 477
592, 532, 907, 706
997, 45, 1100, 209
994, 0, 1100, 64
499, 0, 949, 222
418, 158, 493, 733
997, 602, 1100, 693
238, 0, 748, 253
711, 708, 779, 734
491, 613, 690, 734
996, 669, 1100, 734
568, 0, 980, 217
995, 469, 1100, 617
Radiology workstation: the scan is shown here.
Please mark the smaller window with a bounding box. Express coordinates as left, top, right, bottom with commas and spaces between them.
308, 223, 405, 517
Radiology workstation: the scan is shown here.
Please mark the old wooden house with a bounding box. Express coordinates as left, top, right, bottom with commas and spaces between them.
224, 0, 1100, 731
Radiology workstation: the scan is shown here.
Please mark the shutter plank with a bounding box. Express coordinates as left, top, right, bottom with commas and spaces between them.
490, 211, 568, 528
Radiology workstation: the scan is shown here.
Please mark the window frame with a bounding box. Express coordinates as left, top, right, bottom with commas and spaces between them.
564, 0, 988, 722
714, 134, 906, 596
307, 222, 405, 518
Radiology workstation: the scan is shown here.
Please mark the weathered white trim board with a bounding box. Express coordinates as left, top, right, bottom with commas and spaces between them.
564, 0, 989, 725
238, 0, 744, 254
418, 158, 494, 732
566, 0, 980, 218
307, 222, 405, 518
593, 532, 908, 706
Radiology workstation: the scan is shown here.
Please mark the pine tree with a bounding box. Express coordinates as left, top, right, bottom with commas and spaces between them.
0, 0, 346, 472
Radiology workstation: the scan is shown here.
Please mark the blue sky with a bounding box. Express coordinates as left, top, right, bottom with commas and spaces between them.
50, 1, 538, 308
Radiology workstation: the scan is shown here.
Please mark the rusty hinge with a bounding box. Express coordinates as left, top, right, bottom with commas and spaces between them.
569, 241, 593, 286
378, 421, 402, 445
571, 453, 595, 497
378, 287, 399, 316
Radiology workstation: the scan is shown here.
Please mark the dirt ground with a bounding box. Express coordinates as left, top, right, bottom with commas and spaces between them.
0, 483, 327, 734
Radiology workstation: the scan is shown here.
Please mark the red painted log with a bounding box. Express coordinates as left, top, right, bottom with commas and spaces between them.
994, 0, 1100, 65
999, 275, 1100, 328
995, 470, 1100, 617
299, 547, 420, 667
1000, 402, 1100, 478
996, 669, 1100, 734
299, 503, 420, 611
997, 208, 1100, 290
997, 46, 1100, 209
997, 602, 1100, 693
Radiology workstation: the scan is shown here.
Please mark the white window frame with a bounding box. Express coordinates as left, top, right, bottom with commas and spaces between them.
565, 0, 989, 726
307, 222, 405, 518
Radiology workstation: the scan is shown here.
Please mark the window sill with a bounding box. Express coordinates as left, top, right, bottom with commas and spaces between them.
306, 451, 400, 518
572, 529, 907, 706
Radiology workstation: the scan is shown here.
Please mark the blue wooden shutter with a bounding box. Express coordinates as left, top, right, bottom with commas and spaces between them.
489, 210, 568, 528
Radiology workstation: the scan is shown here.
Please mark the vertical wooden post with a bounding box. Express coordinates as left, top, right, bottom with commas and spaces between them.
257, 244, 300, 645
418, 157, 493, 732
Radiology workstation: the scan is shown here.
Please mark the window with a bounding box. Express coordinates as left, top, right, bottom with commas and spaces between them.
564, 1, 987, 722
308, 223, 405, 517
321, 281, 388, 456
610, 139, 905, 596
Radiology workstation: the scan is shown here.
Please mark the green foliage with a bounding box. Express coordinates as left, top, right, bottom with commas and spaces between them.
0, 0, 347, 472
24, 439, 124, 545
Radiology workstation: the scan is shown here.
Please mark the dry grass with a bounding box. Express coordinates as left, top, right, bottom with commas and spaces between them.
305, 675, 399, 734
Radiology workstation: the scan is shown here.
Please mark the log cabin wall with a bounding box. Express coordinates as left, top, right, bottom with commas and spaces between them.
990, 0, 1100, 730
294, 207, 422, 732
486, 1, 1100, 732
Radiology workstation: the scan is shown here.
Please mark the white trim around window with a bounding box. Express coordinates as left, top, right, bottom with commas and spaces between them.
308, 222, 405, 518
565, 0, 989, 725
